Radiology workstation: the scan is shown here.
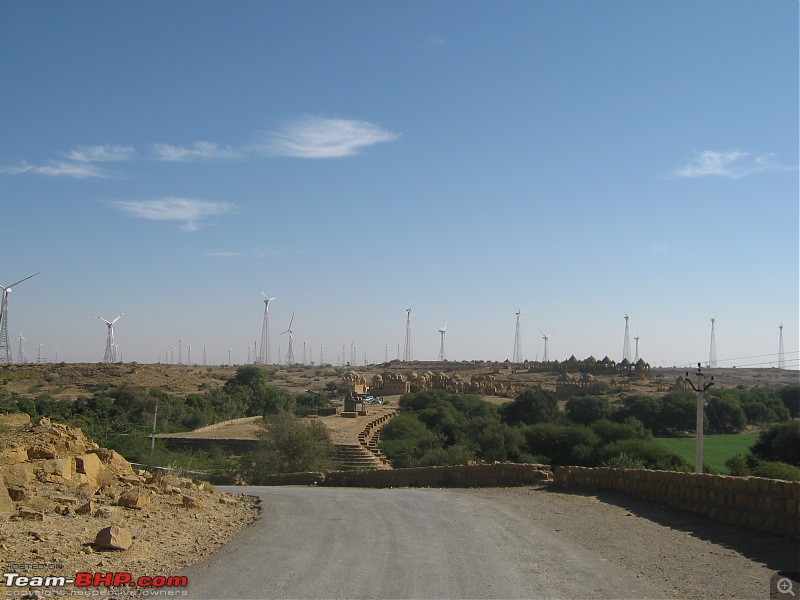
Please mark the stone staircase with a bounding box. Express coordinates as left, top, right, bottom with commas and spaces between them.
335, 410, 397, 470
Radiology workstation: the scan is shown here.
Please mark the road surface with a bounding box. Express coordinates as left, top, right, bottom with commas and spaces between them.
182, 486, 663, 599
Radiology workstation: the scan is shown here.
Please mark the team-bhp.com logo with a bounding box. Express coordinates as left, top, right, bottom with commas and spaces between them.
4, 571, 188, 593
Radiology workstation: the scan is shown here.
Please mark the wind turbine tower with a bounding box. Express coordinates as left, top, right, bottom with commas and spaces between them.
708, 318, 718, 368
778, 323, 785, 369
17, 334, 25, 364
282, 313, 295, 365
512, 310, 523, 363
258, 292, 275, 364
634, 335, 640, 363
0, 273, 39, 364
438, 323, 447, 362
540, 330, 551, 363
94, 313, 124, 363
403, 304, 414, 361
622, 314, 632, 362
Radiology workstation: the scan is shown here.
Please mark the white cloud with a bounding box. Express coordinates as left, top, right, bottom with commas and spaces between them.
258, 116, 400, 158
152, 142, 242, 162
109, 198, 236, 231
673, 150, 792, 179
66, 145, 136, 162
2, 160, 106, 178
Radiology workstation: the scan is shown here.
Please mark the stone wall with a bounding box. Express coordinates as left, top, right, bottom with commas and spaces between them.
554, 466, 799, 539
256, 463, 552, 488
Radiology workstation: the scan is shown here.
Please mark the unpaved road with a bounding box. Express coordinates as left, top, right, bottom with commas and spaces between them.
182, 486, 797, 599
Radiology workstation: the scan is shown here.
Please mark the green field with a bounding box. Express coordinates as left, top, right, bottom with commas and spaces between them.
654, 433, 759, 474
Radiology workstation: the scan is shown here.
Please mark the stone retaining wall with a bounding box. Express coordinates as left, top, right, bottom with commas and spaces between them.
256, 463, 552, 488
191, 416, 262, 432
554, 466, 799, 539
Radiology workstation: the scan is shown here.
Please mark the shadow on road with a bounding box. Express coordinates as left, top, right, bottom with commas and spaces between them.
539, 485, 799, 573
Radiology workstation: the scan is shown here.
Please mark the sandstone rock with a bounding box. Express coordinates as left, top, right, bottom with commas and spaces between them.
118, 487, 150, 509
75, 453, 103, 487
38, 457, 76, 481
27, 445, 57, 460
182, 495, 203, 509
95, 525, 132, 550
0, 445, 29, 465
55, 504, 73, 516
92, 449, 135, 476
95, 506, 119, 519
1, 462, 35, 488
18, 508, 45, 521
76, 500, 96, 516
0, 475, 14, 517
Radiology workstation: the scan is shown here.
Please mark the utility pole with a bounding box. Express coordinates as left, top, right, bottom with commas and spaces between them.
684, 364, 714, 473
150, 402, 158, 459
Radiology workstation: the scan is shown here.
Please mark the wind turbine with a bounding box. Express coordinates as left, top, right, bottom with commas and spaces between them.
282, 313, 295, 365
622, 313, 632, 362
0, 272, 39, 364
258, 292, 276, 364
438, 323, 447, 362
539, 330, 551, 363
94, 313, 124, 363
512, 310, 523, 363
17, 333, 25, 363
403, 303, 414, 361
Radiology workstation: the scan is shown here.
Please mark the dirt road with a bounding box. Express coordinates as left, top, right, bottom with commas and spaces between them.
182, 485, 797, 599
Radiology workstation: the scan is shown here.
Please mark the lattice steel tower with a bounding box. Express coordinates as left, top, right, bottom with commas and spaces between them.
403, 304, 414, 361
438, 324, 447, 362
0, 273, 39, 364
94, 313, 124, 363
708, 318, 718, 368
778, 323, 785, 369
513, 310, 523, 363
540, 330, 550, 363
281, 313, 295, 365
622, 314, 632, 362
258, 292, 275, 364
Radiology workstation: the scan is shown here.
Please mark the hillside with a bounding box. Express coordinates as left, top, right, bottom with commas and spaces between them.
0, 361, 795, 403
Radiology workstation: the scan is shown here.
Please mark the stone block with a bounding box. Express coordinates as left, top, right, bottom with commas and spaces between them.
95, 525, 132, 550
75, 454, 103, 487
0, 475, 14, 517
118, 487, 150, 509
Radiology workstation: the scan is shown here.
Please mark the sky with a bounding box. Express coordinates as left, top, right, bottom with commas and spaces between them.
1, 1, 797, 369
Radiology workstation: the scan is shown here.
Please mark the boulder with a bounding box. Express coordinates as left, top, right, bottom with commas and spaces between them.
0, 445, 29, 465
75, 453, 104, 487
95, 506, 119, 519
95, 525, 132, 550
118, 487, 150, 509
76, 500, 96, 516
38, 458, 76, 481
0, 463, 35, 488
92, 449, 135, 476
182, 495, 203, 509
0, 475, 14, 517
27, 445, 57, 460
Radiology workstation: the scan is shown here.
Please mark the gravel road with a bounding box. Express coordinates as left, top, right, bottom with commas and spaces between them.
182, 485, 798, 600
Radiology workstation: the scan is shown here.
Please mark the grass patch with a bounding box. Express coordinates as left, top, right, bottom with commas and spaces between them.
655, 433, 759, 474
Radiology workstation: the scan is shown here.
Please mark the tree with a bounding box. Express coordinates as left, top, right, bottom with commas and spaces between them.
659, 390, 698, 433
750, 421, 800, 466
565, 395, 611, 425
238, 411, 336, 482
706, 396, 746, 433
501, 387, 560, 426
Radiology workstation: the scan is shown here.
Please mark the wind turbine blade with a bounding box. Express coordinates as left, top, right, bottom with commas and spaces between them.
94, 314, 112, 325
288, 313, 294, 330
7, 272, 40, 289
112, 313, 125, 324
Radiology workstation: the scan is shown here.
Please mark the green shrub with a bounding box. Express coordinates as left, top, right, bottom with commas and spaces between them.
751, 461, 800, 481
724, 453, 750, 476
598, 439, 688, 471
750, 421, 800, 466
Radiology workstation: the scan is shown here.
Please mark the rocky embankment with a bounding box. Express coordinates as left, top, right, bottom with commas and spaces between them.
0, 415, 259, 595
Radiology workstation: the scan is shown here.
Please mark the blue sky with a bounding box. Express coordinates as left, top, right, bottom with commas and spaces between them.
1, 1, 797, 368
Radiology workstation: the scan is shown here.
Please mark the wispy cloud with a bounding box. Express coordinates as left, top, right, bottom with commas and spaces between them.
673, 150, 793, 179
66, 145, 136, 162
152, 142, 243, 162
421, 36, 445, 48
2, 160, 107, 178
109, 198, 236, 231
3, 115, 400, 176
2, 144, 135, 178
206, 251, 241, 257
257, 116, 400, 158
